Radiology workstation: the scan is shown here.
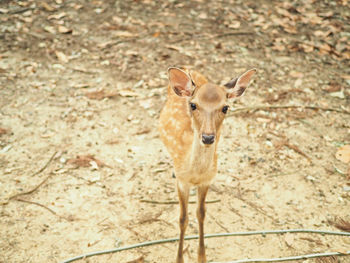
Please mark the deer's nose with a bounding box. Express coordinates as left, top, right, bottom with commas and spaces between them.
202, 134, 215, 145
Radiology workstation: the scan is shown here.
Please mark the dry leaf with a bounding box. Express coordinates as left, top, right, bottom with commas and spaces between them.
118, 89, 139, 97
114, 31, 135, 38
58, 25, 72, 34
336, 145, 350, 163
0, 127, 8, 135
44, 26, 56, 34
42, 2, 55, 11
314, 30, 331, 38
48, 12, 66, 20
228, 21, 240, 29
0, 8, 9, 14
294, 78, 302, 88
319, 11, 334, 18
283, 24, 298, 34
97, 41, 115, 49
55, 51, 69, 63
303, 12, 323, 25
323, 83, 341, 93
272, 43, 285, 51
333, 218, 350, 232
67, 155, 107, 168
289, 71, 304, 78
329, 90, 345, 99
319, 43, 332, 53
126, 256, 144, 263
85, 89, 118, 100
152, 32, 160, 38
341, 75, 350, 80
139, 99, 152, 109
300, 43, 314, 53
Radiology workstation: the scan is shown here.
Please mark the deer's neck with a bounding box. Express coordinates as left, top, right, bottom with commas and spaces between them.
189, 131, 217, 173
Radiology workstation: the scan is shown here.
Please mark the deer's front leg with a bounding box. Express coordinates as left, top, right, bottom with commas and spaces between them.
197, 185, 209, 263
176, 181, 190, 263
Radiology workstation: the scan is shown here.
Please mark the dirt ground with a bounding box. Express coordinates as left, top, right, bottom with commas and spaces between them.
0, 0, 350, 262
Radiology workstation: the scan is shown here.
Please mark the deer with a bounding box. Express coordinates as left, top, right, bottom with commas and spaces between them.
158, 66, 256, 263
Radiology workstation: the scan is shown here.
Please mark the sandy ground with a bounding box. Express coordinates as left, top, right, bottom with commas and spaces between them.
0, 0, 350, 262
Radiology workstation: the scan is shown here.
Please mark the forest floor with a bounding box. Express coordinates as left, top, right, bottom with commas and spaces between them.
0, 0, 350, 262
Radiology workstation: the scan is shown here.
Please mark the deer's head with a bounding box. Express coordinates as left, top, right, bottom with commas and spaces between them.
168, 67, 256, 146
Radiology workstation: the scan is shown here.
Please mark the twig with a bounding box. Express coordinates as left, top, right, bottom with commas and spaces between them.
67, 66, 99, 74
275, 139, 312, 162
170, 31, 254, 43
234, 184, 275, 220
8, 174, 51, 201
140, 199, 221, 205
31, 151, 57, 177
333, 164, 346, 175
208, 212, 230, 232
15, 198, 70, 221
7, 151, 57, 201
213, 32, 255, 38
60, 229, 350, 263
8, 7, 34, 14
284, 141, 312, 162
228, 105, 350, 116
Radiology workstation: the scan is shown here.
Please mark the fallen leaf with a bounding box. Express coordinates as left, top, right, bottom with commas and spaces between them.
153, 32, 160, 37
58, 25, 72, 34
44, 26, 56, 34
48, 12, 66, 20
118, 89, 139, 97
97, 41, 115, 49
303, 12, 323, 25
135, 128, 151, 135
0, 8, 9, 14
55, 51, 69, 63
0, 127, 8, 135
289, 71, 304, 78
329, 90, 345, 99
126, 256, 144, 263
228, 20, 240, 29
67, 155, 108, 168
85, 89, 118, 100
319, 43, 332, 53
332, 217, 350, 232
319, 11, 334, 18
336, 145, 350, 163
41, 2, 55, 11
314, 30, 332, 38
300, 43, 314, 53
294, 78, 302, 88
114, 31, 135, 38
139, 99, 152, 109
323, 83, 341, 93
198, 12, 207, 19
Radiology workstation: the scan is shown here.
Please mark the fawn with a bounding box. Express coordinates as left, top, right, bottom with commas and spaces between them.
159, 67, 256, 263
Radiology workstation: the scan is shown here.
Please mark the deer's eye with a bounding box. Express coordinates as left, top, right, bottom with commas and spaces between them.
222, 105, 229, 114
190, 103, 197, 111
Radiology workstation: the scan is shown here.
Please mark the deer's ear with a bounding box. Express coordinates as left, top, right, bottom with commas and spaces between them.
168, 67, 193, 97
225, 68, 256, 98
